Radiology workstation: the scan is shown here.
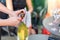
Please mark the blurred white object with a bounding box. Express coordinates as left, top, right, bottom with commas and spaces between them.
51, 28, 57, 32
22, 8, 31, 28
52, 8, 60, 19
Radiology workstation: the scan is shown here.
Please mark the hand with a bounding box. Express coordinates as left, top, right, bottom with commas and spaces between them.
9, 9, 25, 17
7, 17, 21, 27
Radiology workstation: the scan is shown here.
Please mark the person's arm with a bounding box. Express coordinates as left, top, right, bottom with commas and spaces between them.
0, 3, 14, 15
0, 19, 13, 26
6, 0, 13, 10
6, 0, 14, 17
0, 17, 20, 26
0, 3, 24, 17
26, 0, 33, 13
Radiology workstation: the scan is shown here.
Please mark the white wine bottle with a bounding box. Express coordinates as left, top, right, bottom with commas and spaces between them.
17, 11, 28, 40
17, 22, 28, 40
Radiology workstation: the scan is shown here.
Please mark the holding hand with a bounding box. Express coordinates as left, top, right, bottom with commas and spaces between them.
7, 17, 21, 27
7, 9, 25, 27
9, 9, 25, 17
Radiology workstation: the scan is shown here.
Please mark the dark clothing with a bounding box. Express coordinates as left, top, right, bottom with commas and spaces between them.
0, 12, 8, 19
48, 37, 60, 40
0, 0, 9, 19
13, 0, 26, 10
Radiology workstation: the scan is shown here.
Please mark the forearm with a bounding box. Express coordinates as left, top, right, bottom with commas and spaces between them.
0, 19, 8, 26
26, 0, 33, 13
28, 7, 33, 13
0, 3, 14, 15
0, 19, 14, 26
6, 0, 13, 10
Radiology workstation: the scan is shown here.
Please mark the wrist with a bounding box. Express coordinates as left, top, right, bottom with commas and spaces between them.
28, 9, 33, 13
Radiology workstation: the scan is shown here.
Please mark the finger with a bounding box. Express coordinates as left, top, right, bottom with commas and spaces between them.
21, 9, 26, 13
17, 9, 26, 15
17, 17, 22, 21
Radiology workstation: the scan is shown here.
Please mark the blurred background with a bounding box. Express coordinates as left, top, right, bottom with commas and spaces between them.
0, 0, 49, 40
0, 0, 48, 35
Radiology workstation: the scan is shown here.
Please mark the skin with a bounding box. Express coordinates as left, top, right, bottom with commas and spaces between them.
0, 17, 20, 26
0, 3, 22, 26
26, 0, 33, 13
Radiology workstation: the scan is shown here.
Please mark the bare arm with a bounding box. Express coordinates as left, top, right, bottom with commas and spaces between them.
0, 19, 13, 26
0, 3, 14, 15
0, 17, 20, 26
26, 0, 33, 13
0, 2, 22, 17
6, 0, 13, 10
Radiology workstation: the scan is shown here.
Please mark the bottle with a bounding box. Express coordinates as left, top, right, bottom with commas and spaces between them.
17, 22, 28, 40
17, 11, 28, 40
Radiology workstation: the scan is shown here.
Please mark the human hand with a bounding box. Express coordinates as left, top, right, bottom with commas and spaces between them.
9, 9, 25, 17
7, 16, 22, 27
